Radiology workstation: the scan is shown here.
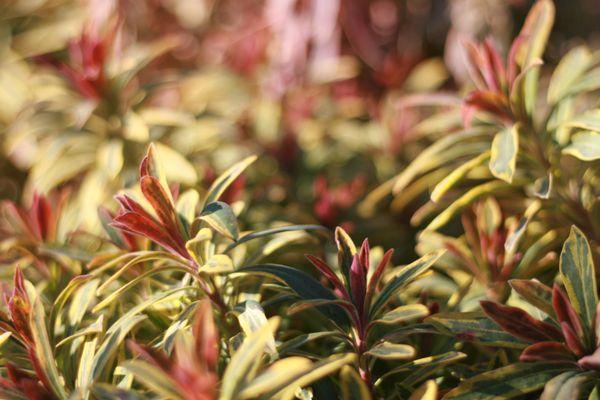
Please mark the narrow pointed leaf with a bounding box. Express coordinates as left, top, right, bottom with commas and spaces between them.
205, 155, 257, 205
370, 250, 444, 318
559, 226, 598, 332
445, 362, 570, 400
480, 301, 563, 343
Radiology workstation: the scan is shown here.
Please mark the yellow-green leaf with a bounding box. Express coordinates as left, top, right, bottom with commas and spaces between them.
563, 131, 600, 161
220, 317, 280, 400
559, 226, 598, 333
276, 353, 357, 400
430, 151, 490, 203
205, 155, 257, 205
489, 124, 519, 183
238, 357, 313, 399
365, 342, 415, 360
373, 304, 429, 325
123, 360, 184, 400
409, 380, 437, 400
548, 46, 592, 105
199, 201, 240, 240
31, 297, 69, 400
340, 365, 372, 400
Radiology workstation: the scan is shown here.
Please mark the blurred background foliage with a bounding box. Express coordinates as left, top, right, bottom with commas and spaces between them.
1, 0, 597, 256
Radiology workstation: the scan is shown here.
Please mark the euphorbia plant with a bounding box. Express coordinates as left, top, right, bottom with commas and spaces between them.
123, 299, 356, 400
367, 0, 600, 246
441, 226, 600, 399
241, 227, 463, 397
95, 144, 324, 330
417, 197, 557, 305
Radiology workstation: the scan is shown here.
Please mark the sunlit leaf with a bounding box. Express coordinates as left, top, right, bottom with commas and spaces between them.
559, 226, 598, 332
199, 201, 240, 240
563, 131, 600, 161
365, 342, 415, 360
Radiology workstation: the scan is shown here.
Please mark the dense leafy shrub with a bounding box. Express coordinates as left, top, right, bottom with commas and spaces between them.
1, 0, 599, 399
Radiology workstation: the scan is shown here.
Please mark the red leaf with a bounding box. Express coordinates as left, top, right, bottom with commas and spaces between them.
480, 300, 563, 343
140, 176, 182, 240
367, 248, 394, 297
305, 255, 349, 301
519, 342, 575, 363
349, 254, 366, 315
483, 38, 506, 91
560, 321, 585, 357
31, 193, 52, 241
552, 284, 585, 340
112, 212, 187, 259
115, 195, 156, 222
191, 300, 219, 372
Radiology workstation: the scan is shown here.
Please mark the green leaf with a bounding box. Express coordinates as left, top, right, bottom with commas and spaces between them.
238, 357, 313, 399
425, 181, 509, 231
392, 129, 490, 194
93, 265, 188, 312
559, 226, 598, 332
430, 151, 489, 203
376, 352, 466, 383
123, 360, 184, 400
517, 0, 555, 115
489, 124, 519, 183
205, 155, 257, 205
89, 287, 190, 384
504, 200, 541, 254
365, 342, 415, 360
335, 226, 357, 282
548, 46, 592, 105
277, 331, 343, 356
220, 318, 280, 400
238, 264, 350, 327
541, 371, 596, 400
563, 131, 600, 161
176, 189, 200, 227
340, 365, 372, 400
445, 362, 570, 399
91, 384, 142, 400
89, 315, 147, 382
237, 300, 277, 355
68, 279, 100, 327
76, 335, 99, 397
199, 254, 234, 274
533, 173, 553, 199
30, 296, 69, 400
409, 381, 438, 400
275, 353, 357, 400
51, 274, 94, 332
427, 312, 526, 348
513, 229, 561, 278
199, 201, 240, 240
370, 250, 444, 318
373, 304, 429, 325
564, 109, 600, 132
570, 67, 600, 96
225, 224, 326, 252
509, 279, 555, 318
